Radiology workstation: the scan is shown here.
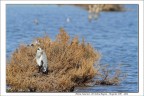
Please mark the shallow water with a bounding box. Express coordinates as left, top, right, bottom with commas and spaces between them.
6, 4, 138, 92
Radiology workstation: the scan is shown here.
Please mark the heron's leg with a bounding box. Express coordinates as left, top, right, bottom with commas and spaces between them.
38, 66, 41, 73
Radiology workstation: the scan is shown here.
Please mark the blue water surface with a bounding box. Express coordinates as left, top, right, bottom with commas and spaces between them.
6, 4, 138, 92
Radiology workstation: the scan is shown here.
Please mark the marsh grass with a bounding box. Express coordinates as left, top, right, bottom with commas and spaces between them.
6, 28, 124, 92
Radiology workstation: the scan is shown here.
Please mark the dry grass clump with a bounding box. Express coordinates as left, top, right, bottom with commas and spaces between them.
73, 4, 124, 12
6, 28, 100, 92
95, 65, 125, 85
102, 4, 124, 11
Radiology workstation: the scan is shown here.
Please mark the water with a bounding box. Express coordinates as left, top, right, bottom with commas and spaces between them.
6, 4, 138, 92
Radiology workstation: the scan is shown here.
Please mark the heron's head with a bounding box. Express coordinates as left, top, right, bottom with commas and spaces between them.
37, 47, 42, 51
36, 47, 43, 56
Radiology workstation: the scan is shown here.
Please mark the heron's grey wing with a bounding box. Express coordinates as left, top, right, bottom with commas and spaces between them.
41, 60, 44, 67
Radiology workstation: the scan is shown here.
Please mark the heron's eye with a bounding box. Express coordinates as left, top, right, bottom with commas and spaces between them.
37, 48, 40, 50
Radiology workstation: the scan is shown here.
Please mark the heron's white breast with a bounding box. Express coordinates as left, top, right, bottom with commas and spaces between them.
36, 57, 42, 66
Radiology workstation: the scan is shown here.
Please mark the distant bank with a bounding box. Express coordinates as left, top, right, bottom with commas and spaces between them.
73, 4, 124, 12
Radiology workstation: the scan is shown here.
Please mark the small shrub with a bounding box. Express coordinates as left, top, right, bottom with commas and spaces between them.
95, 65, 126, 85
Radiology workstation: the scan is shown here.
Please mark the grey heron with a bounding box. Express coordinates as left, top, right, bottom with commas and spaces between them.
35, 47, 48, 74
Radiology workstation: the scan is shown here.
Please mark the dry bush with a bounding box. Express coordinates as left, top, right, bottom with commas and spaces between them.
95, 65, 126, 85
73, 4, 124, 12
6, 28, 101, 92
102, 4, 124, 11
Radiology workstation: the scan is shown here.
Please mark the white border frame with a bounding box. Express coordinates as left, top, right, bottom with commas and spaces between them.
1, 0, 143, 96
